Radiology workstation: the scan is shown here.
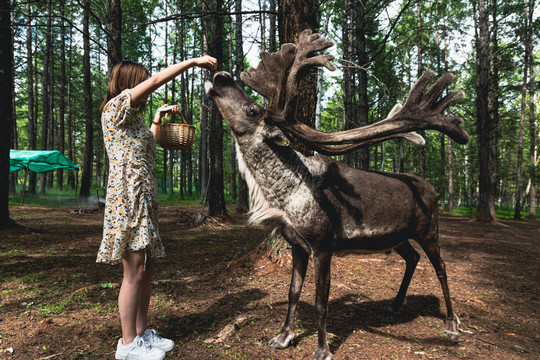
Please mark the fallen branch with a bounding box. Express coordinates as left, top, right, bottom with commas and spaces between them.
204, 314, 252, 344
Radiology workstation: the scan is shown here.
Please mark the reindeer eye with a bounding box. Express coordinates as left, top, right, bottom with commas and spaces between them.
246, 105, 258, 117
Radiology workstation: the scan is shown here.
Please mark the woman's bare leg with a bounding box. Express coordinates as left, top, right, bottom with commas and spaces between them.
136, 257, 154, 335
119, 251, 146, 344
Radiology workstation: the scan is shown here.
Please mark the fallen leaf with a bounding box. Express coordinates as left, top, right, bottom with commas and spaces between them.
466, 297, 487, 306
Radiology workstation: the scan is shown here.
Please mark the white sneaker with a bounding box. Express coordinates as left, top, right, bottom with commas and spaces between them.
142, 328, 175, 352
115, 335, 166, 360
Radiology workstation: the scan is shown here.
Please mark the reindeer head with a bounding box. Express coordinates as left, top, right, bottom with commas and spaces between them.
207, 29, 468, 155
206, 71, 291, 148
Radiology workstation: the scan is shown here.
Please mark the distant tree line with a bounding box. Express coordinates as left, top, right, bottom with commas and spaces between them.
0, 0, 538, 228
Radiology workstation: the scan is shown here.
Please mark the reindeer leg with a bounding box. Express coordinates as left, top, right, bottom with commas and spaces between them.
311, 253, 333, 360
391, 240, 421, 314
420, 238, 460, 340
268, 244, 309, 349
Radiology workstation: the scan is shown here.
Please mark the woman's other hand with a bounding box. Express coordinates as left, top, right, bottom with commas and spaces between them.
193, 55, 218, 71
153, 104, 179, 125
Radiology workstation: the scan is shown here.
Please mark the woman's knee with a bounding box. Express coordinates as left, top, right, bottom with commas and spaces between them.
122, 251, 147, 284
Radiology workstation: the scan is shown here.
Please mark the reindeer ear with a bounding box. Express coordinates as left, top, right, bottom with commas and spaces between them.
263, 127, 290, 147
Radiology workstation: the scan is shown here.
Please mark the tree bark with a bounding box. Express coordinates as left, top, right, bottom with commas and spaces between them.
106, 0, 122, 72
0, 0, 14, 228
514, 0, 528, 220
26, 2, 37, 195
475, 0, 497, 221
9, 48, 17, 195
169, 14, 178, 198
162, 0, 169, 195
342, 0, 355, 167
268, 0, 277, 52
67, 26, 75, 189
39, 0, 53, 194
416, 0, 425, 178
57, 0, 66, 190
278, 0, 320, 157
354, 0, 369, 169
207, 0, 227, 216
235, 0, 249, 212
79, 0, 94, 199
527, 0, 536, 219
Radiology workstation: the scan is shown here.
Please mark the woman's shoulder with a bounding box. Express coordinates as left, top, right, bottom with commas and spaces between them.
102, 89, 139, 127
104, 89, 132, 112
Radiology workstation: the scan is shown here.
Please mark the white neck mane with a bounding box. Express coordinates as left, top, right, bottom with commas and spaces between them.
235, 141, 287, 225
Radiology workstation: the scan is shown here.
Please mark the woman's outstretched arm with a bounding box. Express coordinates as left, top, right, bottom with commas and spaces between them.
130, 56, 217, 107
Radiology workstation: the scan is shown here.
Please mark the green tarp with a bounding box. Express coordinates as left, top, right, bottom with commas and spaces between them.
10, 150, 79, 174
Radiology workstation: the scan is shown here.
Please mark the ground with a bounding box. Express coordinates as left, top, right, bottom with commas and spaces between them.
0, 204, 539, 360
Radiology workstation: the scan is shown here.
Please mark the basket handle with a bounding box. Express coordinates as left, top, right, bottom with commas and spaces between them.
161, 108, 187, 125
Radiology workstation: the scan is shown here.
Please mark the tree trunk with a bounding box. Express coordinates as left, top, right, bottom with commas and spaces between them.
9, 53, 17, 195
527, 0, 536, 219
416, 0, 425, 178
79, 0, 94, 199
475, 0, 497, 221
235, 0, 249, 212
207, 0, 227, 217
514, 0, 528, 220
46, 2, 55, 189
278, 0, 320, 157
354, 0, 369, 169
435, 4, 445, 210
67, 26, 75, 189
199, 71, 209, 201
26, 2, 37, 195
342, 0, 355, 167
227, 15, 237, 203
448, 140, 454, 212
169, 16, 178, 198
57, 0, 66, 190
39, 0, 53, 194
268, 0, 277, 52
0, 0, 14, 228
188, 64, 195, 197
106, 0, 122, 72
162, 0, 169, 195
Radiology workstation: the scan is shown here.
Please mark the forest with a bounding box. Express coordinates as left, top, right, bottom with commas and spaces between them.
0, 1, 539, 359
0, 0, 538, 226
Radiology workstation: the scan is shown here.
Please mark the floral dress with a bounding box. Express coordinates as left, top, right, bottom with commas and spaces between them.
96, 89, 165, 265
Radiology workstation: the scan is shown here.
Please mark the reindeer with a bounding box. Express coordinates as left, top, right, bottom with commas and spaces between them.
205, 30, 468, 360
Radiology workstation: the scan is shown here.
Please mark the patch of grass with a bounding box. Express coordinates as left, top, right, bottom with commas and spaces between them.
22, 271, 45, 283
6, 248, 25, 257
442, 205, 538, 220
9, 187, 84, 207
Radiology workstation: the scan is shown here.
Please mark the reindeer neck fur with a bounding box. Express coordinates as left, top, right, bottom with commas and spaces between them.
234, 128, 325, 226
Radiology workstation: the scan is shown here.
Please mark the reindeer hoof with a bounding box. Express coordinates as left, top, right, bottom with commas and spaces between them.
443, 314, 461, 340
268, 332, 295, 349
389, 298, 407, 315
443, 330, 460, 340
311, 347, 333, 360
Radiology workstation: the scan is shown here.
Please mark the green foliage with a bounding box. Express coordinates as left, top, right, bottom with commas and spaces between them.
9, 0, 540, 213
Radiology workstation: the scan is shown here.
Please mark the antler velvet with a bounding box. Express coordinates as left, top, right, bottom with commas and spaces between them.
242, 29, 469, 155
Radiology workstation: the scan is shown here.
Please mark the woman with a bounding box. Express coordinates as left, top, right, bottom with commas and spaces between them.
97, 56, 217, 360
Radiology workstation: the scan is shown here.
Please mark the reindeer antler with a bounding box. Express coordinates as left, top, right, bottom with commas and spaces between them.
241, 29, 335, 116
281, 71, 468, 154
243, 30, 469, 155
241, 43, 297, 112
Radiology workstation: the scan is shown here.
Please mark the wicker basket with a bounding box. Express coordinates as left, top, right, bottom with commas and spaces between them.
158, 113, 196, 150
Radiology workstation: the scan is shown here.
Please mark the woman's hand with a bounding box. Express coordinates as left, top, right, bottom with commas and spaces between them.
193, 55, 218, 71
151, 104, 179, 138
153, 104, 180, 125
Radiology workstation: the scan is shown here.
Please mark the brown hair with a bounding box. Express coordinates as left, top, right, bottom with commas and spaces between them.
99, 60, 150, 112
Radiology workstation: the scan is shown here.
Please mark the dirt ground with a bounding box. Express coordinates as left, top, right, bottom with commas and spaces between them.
0, 204, 539, 360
